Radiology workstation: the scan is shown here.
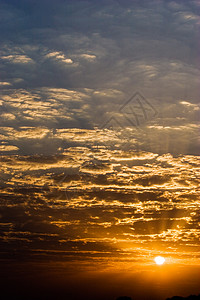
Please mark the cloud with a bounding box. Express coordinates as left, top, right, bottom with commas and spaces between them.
45, 51, 74, 64
0, 81, 11, 86
78, 54, 97, 61
0, 137, 199, 264
0, 0, 199, 280
1, 113, 16, 120
1, 54, 34, 64
0, 145, 19, 151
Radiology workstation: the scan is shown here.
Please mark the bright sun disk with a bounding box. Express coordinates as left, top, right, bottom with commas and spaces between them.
154, 256, 165, 265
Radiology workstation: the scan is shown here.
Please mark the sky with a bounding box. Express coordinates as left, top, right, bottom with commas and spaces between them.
0, 0, 200, 300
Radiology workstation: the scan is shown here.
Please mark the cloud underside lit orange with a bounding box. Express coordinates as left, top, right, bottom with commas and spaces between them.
0, 129, 199, 269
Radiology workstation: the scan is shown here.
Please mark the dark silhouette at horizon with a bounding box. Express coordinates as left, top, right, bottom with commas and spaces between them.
116, 297, 132, 300
166, 294, 200, 300
116, 296, 132, 300
115, 294, 200, 300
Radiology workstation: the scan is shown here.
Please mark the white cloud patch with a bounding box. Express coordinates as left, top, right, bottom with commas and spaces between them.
0, 81, 11, 86
180, 101, 200, 110
79, 54, 96, 61
45, 51, 74, 64
1, 54, 34, 64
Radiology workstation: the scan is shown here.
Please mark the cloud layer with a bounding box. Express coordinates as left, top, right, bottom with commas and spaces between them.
0, 2, 199, 294
0, 143, 199, 266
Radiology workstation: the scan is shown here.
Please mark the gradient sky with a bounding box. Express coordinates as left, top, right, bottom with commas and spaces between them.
0, 1, 200, 300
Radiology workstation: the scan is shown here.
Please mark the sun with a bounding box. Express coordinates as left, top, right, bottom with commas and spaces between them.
154, 256, 165, 265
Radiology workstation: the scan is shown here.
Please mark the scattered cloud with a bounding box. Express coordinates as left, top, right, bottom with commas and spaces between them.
0, 145, 19, 151
0, 136, 199, 263
0, 0, 199, 280
0, 81, 11, 86
1, 54, 34, 64
45, 51, 74, 64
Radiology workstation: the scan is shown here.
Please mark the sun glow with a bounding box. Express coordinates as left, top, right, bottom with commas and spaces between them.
154, 256, 165, 265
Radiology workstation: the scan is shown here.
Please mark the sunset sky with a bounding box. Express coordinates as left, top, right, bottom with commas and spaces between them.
0, 0, 200, 300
